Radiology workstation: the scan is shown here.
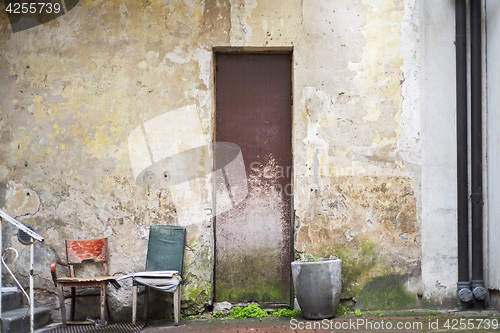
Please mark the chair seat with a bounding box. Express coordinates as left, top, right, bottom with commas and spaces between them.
56, 276, 120, 289
57, 276, 118, 283
130, 270, 179, 278
133, 277, 180, 292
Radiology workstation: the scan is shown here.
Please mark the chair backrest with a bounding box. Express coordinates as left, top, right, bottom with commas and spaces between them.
145, 226, 186, 276
66, 238, 108, 264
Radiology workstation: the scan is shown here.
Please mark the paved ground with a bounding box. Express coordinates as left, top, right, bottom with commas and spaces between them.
141, 310, 500, 333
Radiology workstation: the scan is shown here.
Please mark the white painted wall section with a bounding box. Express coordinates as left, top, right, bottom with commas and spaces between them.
486, 0, 500, 291
420, 0, 458, 301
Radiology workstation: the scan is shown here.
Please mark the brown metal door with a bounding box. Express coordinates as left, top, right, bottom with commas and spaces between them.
215, 53, 292, 304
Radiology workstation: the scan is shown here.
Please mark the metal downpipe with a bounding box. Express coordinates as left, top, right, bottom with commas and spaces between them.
455, 0, 472, 304
470, 0, 487, 303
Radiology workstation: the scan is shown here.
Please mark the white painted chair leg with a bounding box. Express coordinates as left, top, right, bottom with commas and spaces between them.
100, 282, 106, 325
173, 286, 181, 326
143, 287, 149, 321
132, 285, 137, 325
57, 285, 67, 328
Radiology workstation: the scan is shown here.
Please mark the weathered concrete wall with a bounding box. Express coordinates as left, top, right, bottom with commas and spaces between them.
419, 0, 459, 306
487, 0, 500, 297
0, 0, 457, 319
0, 0, 228, 319
292, 0, 424, 307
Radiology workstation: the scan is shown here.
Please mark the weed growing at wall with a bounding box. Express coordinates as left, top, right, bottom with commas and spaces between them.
271, 309, 302, 318
213, 305, 302, 319
229, 305, 268, 319
428, 310, 441, 316
305, 254, 321, 262
336, 304, 349, 315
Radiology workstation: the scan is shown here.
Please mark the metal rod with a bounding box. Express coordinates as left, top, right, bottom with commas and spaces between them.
1, 216, 3, 333
0, 211, 44, 330
0, 209, 43, 242
30, 243, 34, 333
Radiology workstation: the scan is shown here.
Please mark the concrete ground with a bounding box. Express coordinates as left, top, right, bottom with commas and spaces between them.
141, 310, 500, 333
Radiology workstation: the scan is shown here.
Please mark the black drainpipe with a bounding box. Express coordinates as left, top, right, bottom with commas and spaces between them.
470, 0, 487, 303
455, 0, 472, 305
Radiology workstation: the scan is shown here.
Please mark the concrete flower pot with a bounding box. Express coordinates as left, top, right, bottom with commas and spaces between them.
291, 259, 341, 319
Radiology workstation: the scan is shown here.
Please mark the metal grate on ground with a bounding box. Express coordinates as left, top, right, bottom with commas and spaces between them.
44, 321, 146, 333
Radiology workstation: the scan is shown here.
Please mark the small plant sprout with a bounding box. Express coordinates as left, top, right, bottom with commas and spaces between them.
212, 311, 224, 319
336, 304, 349, 315
428, 309, 441, 316
306, 254, 321, 262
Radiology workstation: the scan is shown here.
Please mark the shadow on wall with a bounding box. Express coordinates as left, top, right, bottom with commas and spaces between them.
127, 104, 248, 221
4, 0, 80, 32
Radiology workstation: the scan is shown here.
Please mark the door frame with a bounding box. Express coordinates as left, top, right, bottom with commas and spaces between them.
212, 48, 295, 305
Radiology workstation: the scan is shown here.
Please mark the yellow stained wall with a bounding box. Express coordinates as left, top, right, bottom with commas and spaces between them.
0, 0, 421, 317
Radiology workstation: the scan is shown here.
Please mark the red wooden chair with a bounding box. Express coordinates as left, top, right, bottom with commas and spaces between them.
50, 238, 120, 327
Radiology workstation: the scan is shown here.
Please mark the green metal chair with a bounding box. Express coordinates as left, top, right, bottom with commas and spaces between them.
131, 225, 186, 325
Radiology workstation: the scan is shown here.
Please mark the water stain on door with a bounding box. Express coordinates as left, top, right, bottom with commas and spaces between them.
215, 53, 292, 304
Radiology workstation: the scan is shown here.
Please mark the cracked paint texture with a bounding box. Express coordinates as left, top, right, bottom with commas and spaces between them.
294, 0, 422, 300
0, 0, 423, 317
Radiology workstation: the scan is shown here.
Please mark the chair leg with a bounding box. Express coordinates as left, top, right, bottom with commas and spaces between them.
100, 282, 106, 325
70, 287, 76, 322
57, 284, 67, 328
105, 295, 113, 323
143, 287, 149, 322
132, 285, 138, 325
173, 286, 180, 326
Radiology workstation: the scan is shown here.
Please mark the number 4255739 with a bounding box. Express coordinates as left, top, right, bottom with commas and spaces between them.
5, 2, 62, 14
444, 318, 499, 330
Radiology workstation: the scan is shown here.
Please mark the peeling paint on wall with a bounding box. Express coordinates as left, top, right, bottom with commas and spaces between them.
229, 0, 257, 45
0, 0, 430, 318
292, 0, 421, 303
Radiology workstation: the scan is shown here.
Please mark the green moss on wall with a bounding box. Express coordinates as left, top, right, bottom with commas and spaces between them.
181, 282, 214, 314
216, 281, 287, 303
303, 239, 420, 310
322, 239, 391, 299
215, 249, 290, 303
356, 274, 418, 310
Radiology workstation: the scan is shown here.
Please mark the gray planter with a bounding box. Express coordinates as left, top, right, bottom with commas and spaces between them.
291, 259, 341, 319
